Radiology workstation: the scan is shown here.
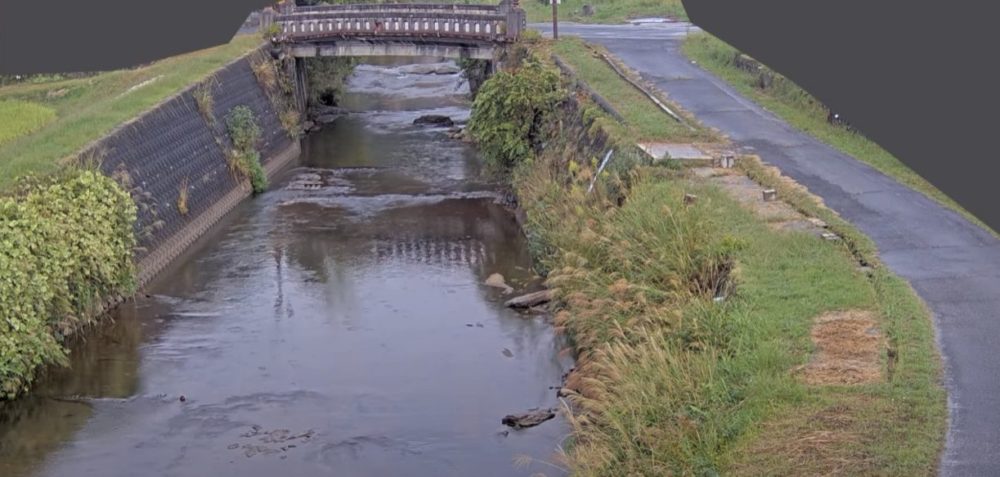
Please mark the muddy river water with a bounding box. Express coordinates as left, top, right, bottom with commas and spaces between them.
0, 59, 571, 477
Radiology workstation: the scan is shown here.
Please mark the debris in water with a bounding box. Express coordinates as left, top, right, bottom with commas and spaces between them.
502, 348, 514, 358
502, 408, 557, 429
505, 289, 554, 309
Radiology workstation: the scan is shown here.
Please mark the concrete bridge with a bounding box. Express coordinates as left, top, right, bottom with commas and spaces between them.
270, 1, 526, 60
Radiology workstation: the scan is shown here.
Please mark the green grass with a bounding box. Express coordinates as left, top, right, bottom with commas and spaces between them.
553, 36, 710, 142
0, 101, 56, 147
519, 157, 944, 475
498, 37, 944, 475
683, 32, 996, 236
0, 35, 261, 190
523, 0, 687, 23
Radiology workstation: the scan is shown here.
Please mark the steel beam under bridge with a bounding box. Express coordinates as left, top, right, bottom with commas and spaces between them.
288, 41, 496, 60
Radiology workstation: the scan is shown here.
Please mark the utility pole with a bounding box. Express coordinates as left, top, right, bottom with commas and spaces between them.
552, 0, 558, 39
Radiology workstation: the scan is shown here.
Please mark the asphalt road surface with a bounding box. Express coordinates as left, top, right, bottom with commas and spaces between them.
532, 21, 1000, 476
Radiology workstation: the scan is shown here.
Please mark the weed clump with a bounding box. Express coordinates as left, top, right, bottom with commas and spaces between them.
225, 105, 267, 194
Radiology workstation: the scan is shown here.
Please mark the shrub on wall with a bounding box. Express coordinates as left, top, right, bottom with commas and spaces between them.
0, 170, 136, 399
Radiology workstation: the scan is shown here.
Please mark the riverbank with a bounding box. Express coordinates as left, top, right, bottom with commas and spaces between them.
469, 34, 944, 475
0, 35, 306, 400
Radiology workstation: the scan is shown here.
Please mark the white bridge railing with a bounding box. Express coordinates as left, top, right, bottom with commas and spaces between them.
270, 1, 525, 43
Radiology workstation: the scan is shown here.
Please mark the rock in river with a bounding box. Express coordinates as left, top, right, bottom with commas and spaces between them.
485, 273, 514, 294
413, 115, 454, 127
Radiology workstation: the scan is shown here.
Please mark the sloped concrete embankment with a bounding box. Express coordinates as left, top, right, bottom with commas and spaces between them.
83, 51, 302, 285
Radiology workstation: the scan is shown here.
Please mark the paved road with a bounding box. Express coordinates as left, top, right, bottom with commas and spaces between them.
532, 22, 1000, 475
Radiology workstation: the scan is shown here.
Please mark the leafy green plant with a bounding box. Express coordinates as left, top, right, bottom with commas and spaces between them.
0, 170, 136, 399
225, 105, 267, 194
467, 54, 563, 176
304, 57, 356, 107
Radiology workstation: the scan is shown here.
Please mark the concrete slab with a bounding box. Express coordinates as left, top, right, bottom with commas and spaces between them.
639, 142, 712, 162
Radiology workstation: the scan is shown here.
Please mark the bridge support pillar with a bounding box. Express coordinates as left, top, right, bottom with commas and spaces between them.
294, 57, 308, 112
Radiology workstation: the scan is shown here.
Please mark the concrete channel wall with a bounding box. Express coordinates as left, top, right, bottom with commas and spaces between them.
83, 49, 303, 286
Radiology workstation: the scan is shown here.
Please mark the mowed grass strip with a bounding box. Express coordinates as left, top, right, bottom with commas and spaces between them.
683, 32, 996, 235
523, 0, 687, 23
0, 35, 261, 189
553, 36, 710, 142
0, 100, 57, 147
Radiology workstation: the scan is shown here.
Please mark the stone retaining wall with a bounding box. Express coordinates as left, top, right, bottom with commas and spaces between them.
82, 49, 302, 286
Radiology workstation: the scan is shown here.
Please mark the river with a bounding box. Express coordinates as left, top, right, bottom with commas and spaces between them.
0, 58, 571, 477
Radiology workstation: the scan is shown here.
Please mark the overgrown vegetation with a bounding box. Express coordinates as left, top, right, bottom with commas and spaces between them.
0, 100, 56, 147
249, 51, 304, 139
474, 35, 944, 475
683, 32, 995, 235
225, 105, 267, 194
304, 57, 356, 107
0, 170, 136, 399
0, 35, 260, 190
467, 51, 563, 176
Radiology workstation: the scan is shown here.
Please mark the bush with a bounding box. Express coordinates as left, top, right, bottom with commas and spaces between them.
467, 54, 563, 176
0, 171, 136, 399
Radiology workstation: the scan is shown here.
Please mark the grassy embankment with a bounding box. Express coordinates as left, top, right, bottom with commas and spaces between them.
470, 33, 944, 475
522, 0, 687, 23
683, 32, 995, 236
0, 35, 261, 190
552, 36, 711, 143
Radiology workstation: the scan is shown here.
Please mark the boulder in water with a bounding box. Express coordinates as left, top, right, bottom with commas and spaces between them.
413, 115, 454, 127
485, 273, 514, 294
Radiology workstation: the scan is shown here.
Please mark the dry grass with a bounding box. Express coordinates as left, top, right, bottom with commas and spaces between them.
193, 78, 217, 126
177, 177, 189, 216
798, 310, 883, 386
729, 398, 877, 476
